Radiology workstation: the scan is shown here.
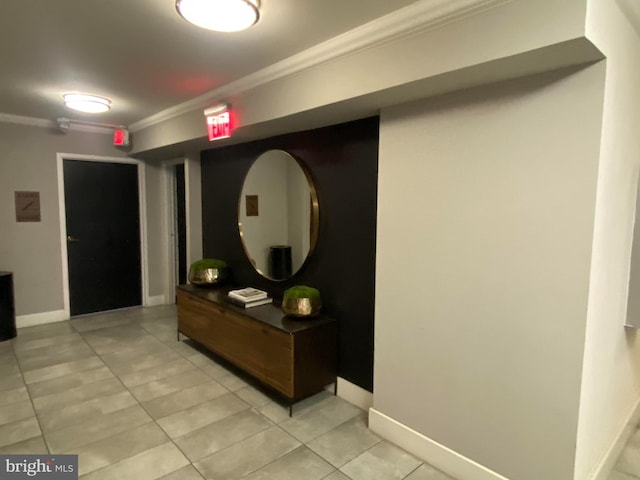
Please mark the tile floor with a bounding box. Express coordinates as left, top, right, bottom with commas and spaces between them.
0, 305, 454, 480
3, 305, 640, 480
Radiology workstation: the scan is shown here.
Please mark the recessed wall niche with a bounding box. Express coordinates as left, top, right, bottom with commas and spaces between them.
200, 117, 379, 391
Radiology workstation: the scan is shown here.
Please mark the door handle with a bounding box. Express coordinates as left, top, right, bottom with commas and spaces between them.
67, 235, 80, 243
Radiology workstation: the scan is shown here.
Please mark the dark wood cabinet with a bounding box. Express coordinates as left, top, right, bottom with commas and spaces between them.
176, 285, 337, 404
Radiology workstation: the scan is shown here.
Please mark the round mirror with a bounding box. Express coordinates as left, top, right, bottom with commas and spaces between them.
238, 150, 319, 281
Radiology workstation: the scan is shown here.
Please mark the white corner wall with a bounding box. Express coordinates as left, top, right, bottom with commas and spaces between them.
374, 65, 606, 480
575, 2, 640, 479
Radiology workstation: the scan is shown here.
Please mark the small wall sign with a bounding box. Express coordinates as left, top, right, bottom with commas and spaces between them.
246, 195, 259, 216
113, 128, 130, 146
15, 191, 41, 222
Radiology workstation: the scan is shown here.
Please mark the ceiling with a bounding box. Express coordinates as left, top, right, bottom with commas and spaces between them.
0, 0, 417, 128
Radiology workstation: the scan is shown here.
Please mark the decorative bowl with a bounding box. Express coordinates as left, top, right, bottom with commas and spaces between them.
188, 267, 226, 286
281, 296, 322, 317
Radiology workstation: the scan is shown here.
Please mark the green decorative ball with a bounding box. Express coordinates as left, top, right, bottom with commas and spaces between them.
190, 258, 227, 270
283, 285, 320, 300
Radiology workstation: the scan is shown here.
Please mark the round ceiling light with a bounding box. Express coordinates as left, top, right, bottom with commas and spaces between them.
176, 0, 259, 32
63, 94, 111, 113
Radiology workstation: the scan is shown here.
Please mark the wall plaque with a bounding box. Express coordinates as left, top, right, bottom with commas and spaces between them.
246, 195, 259, 216
15, 191, 41, 222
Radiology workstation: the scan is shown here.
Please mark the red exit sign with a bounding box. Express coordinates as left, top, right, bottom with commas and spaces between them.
113, 128, 129, 146
206, 110, 232, 141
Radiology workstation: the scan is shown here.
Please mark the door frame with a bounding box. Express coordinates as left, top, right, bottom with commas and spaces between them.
161, 156, 203, 303
56, 153, 149, 318
162, 158, 186, 303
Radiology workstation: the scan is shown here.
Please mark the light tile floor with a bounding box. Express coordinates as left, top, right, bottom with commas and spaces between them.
5, 306, 639, 479
0, 305, 456, 480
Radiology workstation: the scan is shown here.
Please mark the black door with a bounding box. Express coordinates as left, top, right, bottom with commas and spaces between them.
64, 160, 142, 316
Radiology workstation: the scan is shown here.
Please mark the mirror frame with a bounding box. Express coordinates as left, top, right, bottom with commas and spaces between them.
238, 149, 319, 281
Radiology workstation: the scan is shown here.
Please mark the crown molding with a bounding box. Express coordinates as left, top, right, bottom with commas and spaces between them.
0, 112, 54, 128
65, 123, 114, 134
129, 0, 511, 132
0, 112, 113, 134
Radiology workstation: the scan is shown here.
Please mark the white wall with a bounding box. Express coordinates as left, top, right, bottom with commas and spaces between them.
374, 65, 605, 480
0, 123, 128, 317
575, 2, 640, 478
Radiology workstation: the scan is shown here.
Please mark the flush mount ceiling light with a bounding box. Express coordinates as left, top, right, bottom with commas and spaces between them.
63, 93, 111, 113
176, 0, 259, 32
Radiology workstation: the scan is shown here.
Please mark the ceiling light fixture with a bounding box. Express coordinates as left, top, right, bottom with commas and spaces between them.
63, 93, 111, 113
176, 0, 259, 32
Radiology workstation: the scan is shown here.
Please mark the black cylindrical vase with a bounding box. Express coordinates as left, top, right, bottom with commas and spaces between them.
269, 245, 292, 280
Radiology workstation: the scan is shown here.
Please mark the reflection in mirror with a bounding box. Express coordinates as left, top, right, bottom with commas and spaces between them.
238, 150, 319, 281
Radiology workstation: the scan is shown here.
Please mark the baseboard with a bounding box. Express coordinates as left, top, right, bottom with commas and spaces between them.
145, 295, 167, 307
16, 310, 67, 328
589, 392, 640, 480
336, 377, 373, 411
369, 409, 509, 480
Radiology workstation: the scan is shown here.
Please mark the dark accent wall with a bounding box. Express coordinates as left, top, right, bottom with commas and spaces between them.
201, 117, 379, 392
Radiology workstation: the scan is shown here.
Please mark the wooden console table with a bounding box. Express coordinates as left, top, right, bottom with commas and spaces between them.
176, 285, 337, 414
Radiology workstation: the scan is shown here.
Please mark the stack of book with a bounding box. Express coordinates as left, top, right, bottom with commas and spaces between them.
227, 287, 272, 308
